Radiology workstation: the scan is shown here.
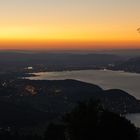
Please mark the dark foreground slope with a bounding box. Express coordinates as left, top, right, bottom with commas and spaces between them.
0, 79, 139, 133
0, 79, 140, 114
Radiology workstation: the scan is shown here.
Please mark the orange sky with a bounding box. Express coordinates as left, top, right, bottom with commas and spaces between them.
0, 0, 140, 50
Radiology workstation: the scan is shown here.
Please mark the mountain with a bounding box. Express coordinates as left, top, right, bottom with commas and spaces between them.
0, 79, 139, 133
0, 52, 123, 72
109, 56, 140, 73
0, 79, 140, 115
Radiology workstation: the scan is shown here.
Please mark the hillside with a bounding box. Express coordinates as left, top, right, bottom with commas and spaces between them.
0, 79, 139, 133
0, 52, 123, 72
109, 57, 140, 73
0, 79, 140, 115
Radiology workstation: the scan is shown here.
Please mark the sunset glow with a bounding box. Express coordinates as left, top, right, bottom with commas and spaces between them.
0, 0, 140, 50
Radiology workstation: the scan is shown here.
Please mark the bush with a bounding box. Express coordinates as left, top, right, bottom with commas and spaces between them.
45, 100, 138, 140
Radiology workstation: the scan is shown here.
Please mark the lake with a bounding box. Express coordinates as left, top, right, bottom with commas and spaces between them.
28, 70, 140, 99
126, 114, 140, 128
27, 69, 140, 127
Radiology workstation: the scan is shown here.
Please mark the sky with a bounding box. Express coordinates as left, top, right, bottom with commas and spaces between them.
0, 0, 140, 50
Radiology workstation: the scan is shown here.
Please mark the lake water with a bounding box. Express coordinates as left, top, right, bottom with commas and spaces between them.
126, 114, 140, 128
27, 69, 140, 127
28, 70, 140, 99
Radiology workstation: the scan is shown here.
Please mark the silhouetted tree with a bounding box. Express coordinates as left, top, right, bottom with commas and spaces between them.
44, 123, 65, 140
63, 100, 138, 140
99, 110, 138, 140
44, 100, 138, 140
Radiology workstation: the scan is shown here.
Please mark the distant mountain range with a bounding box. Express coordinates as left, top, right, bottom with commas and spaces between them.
109, 56, 140, 73
0, 52, 124, 72
0, 51, 140, 73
